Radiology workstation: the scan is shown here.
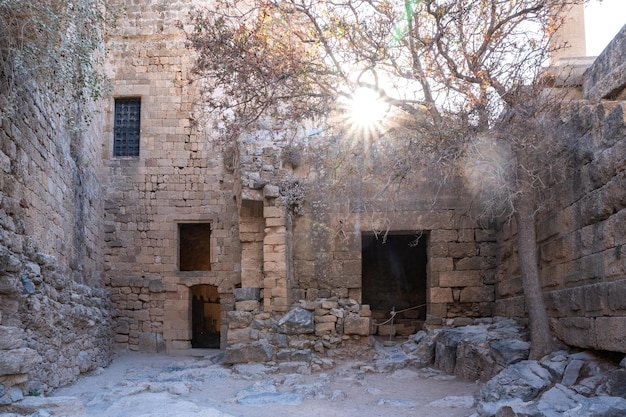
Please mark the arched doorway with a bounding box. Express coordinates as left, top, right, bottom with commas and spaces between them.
190, 285, 220, 348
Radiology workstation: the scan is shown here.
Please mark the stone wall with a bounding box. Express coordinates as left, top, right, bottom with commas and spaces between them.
104, 0, 240, 352
495, 27, 626, 352
232, 122, 500, 324
0, 89, 111, 401
223, 297, 372, 364
290, 132, 498, 327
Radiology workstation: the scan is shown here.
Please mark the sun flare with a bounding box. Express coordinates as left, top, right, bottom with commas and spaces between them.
347, 87, 389, 129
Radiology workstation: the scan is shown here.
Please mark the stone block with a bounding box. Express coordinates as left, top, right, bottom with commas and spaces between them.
236, 300, 260, 311
439, 271, 482, 287
430, 229, 457, 243
448, 243, 478, 258
227, 311, 254, 329
314, 314, 337, 323
277, 307, 315, 334
266, 216, 286, 227
359, 305, 371, 317
223, 341, 274, 364
148, 280, 164, 293
321, 300, 339, 309
264, 185, 280, 198
233, 287, 260, 301
430, 287, 453, 303
344, 314, 371, 336
227, 328, 255, 344
596, 316, 626, 352
115, 334, 129, 343
137, 332, 165, 353
263, 206, 285, 218
554, 317, 597, 350
496, 276, 523, 298
0, 326, 25, 350
460, 286, 495, 303
0, 348, 39, 375
271, 287, 288, 298
315, 322, 336, 333
456, 256, 495, 271
429, 257, 454, 272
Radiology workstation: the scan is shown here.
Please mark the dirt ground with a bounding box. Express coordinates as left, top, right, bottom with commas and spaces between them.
51, 347, 481, 417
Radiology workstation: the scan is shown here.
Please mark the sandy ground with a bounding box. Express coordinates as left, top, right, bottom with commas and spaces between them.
50, 346, 481, 417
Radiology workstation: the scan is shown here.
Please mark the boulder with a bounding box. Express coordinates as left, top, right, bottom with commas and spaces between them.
223, 341, 274, 364
277, 308, 314, 334
491, 339, 531, 367
479, 360, 553, 404
601, 369, 626, 398
535, 384, 587, 417
564, 396, 626, 417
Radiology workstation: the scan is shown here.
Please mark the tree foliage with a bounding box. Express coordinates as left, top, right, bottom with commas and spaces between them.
0, 0, 112, 126
186, 0, 577, 132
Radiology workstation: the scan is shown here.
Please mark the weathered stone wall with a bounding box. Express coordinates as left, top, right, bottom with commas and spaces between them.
495, 27, 626, 352
232, 125, 500, 328
104, 0, 240, 352
224, 127, 500, 359
223, 296, 372, 364
0, 90, 111, 401
290, 133, 498, 327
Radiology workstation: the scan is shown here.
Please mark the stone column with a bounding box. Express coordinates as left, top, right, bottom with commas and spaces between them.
262, 196, 290, 313
551, 3, 586, 64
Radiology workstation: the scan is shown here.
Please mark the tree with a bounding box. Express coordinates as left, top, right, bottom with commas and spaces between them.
184, 0, 583, 359
0, 0, 112, 126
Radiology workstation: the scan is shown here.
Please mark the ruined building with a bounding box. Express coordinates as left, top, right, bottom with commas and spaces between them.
0, 0, 625, 402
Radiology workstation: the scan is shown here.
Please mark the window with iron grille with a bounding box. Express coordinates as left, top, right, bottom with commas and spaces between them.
113, 98, 141, 157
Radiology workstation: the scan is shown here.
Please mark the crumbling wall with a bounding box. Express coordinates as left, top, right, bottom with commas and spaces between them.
495, 26, 626, 352
290, 132, 498, 328
0, 91, 111, 401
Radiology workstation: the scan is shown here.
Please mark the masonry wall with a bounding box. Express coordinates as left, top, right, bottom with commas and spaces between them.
232, 126, 499, 332
104, 0, 240, 353
495, 26, 626, 353
291, 133, 498, 329
0, 91, 111, 400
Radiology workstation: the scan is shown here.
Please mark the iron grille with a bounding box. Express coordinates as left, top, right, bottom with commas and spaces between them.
113, 98, 141, 157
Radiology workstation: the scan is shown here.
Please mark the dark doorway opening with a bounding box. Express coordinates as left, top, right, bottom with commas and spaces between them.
362, 232, 428, 335
190, 285, 220, 348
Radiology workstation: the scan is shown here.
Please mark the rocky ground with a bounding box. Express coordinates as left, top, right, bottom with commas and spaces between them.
3, 341, 479, 417
3, 318, 626, 417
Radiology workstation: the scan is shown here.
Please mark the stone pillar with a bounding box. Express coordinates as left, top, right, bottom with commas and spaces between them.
262, 199, 290, 313
551, 3, 586, 64
239, 199, 264, 289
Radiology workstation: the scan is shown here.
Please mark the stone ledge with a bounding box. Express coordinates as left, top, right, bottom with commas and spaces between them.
584, 25, 626, 100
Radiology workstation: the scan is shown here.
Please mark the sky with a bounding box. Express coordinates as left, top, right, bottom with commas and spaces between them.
585, 0, 626, 56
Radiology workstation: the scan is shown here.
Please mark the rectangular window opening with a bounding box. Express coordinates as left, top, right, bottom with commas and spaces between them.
113, 98, 141, 157
179, 223, 212, 271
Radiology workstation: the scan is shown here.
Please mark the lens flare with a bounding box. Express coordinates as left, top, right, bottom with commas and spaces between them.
347, 87, 389, 129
